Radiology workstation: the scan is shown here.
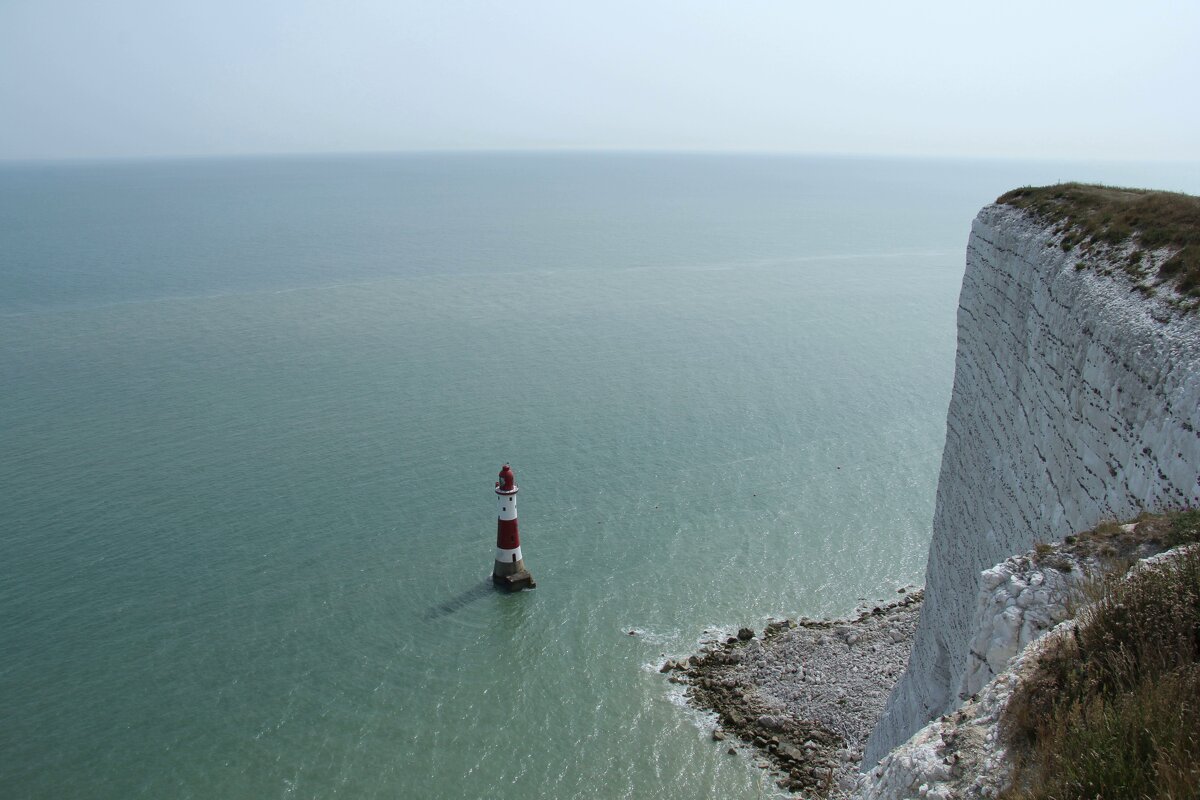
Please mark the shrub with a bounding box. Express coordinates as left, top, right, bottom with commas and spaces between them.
1166, 509, 1200, 547
1002, 540, 1200, 799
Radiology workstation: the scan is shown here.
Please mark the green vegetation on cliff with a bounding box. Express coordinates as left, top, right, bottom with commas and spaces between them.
998, 183, 1200, 307
1002, 510, 1200, 799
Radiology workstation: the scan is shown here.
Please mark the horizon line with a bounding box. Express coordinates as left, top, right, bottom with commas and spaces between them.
3, 146, 1199, 169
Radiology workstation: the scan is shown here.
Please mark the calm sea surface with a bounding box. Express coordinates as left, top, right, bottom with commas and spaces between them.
3, 154, 1198, 799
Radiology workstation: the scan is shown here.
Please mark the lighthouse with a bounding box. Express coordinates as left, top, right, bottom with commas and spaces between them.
493, 464, 535, 590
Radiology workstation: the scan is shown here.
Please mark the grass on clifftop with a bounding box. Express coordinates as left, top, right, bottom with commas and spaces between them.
998, 183, 1200, 308
1001, 510, 1200, 799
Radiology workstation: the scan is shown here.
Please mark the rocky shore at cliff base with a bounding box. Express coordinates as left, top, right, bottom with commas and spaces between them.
662, 589, 922, 796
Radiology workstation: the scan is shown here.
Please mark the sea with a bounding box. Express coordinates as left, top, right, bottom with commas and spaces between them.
2, 153, 1198, 799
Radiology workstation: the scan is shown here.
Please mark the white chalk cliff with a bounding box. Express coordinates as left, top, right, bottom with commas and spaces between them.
864, 202, 1200, 764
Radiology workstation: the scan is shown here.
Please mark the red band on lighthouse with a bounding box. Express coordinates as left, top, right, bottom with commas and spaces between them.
497, 518, 520, 551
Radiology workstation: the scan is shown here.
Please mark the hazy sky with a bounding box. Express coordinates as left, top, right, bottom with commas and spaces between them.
2, 1, 1196, 161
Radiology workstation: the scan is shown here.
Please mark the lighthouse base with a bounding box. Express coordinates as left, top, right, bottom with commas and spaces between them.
492, 558, 536, 591
492, 569, 536, 591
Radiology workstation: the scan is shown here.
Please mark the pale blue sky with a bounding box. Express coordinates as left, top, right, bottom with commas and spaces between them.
1, 0, 1196, 161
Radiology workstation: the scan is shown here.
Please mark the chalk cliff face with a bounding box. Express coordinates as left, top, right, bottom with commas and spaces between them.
864, 203, 1200, 764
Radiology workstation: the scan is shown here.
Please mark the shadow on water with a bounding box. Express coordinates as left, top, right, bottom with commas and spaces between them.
424, 581, 496, 620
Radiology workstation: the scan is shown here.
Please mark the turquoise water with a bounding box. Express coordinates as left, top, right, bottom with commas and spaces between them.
3, 154, 1198, 799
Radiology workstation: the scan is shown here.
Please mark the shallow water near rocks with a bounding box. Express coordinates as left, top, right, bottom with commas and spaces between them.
3, 154, 1198, 799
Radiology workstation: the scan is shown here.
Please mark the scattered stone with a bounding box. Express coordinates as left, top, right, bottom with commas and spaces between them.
756, 714, 786, 731
778, 744, 804, 762
737, 627, 755, 641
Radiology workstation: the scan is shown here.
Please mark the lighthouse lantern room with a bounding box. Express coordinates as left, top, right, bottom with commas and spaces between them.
492, 464, 535, 590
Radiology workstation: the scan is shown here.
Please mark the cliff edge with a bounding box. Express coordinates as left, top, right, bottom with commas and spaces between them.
865, 188, 1200, 764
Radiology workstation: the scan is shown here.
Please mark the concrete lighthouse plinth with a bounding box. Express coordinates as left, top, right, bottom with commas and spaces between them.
493, 464, 535, 591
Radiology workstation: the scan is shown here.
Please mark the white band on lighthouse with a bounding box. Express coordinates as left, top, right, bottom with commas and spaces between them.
495, 545, 523, 563
497, 495, 517, 521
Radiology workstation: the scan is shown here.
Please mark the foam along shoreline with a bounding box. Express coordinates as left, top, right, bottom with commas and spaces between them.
664, 589, 922, 796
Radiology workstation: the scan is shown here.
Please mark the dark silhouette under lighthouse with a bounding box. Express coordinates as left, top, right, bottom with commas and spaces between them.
492, 464, 535, 590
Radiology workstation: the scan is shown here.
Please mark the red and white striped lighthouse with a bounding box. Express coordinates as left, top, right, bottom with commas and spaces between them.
492, 464, 535, 590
